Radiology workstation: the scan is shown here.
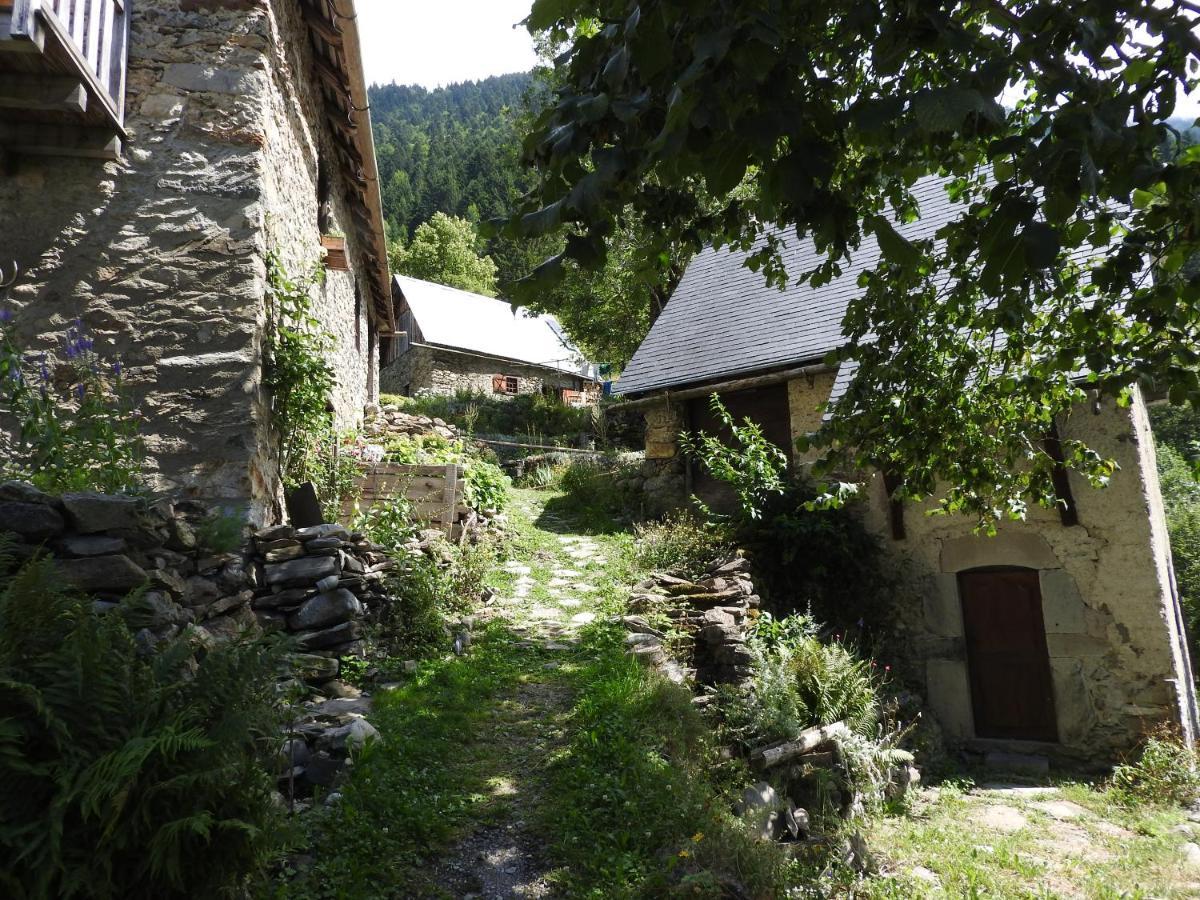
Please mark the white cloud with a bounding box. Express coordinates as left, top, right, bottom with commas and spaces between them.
356, 0, 538, 88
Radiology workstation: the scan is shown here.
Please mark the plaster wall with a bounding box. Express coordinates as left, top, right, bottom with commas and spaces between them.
0, 0, 378, 524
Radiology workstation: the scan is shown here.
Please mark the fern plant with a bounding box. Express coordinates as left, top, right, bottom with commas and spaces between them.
0, 557, 287, 899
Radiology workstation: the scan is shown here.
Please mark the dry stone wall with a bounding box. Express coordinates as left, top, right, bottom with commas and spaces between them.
0, 0, 378, 524
381, 345, 586, 400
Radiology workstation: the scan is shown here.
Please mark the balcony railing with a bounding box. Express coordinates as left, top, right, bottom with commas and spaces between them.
0, 0, 130, 157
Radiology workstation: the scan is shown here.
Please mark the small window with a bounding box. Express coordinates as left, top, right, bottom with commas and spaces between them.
492, 375, 519, 395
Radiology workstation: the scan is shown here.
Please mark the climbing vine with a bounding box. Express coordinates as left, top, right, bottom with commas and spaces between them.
263, 254, 337, 490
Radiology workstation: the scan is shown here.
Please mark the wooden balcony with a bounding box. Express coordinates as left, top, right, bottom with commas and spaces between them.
0, 0, 129, 159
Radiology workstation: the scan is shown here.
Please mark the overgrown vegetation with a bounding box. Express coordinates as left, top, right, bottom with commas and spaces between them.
263, 255, 351, 518
0, 553, 286, 899
0, 318, 143, 494
1151, 404, 1200, 667
633, 508, 734, 578
1110, 727, 1200, 808
383, 389, 593, 443
383, 432, 510, 513
544, 628, 795, 897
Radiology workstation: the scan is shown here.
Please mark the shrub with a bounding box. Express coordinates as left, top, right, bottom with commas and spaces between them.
681, 394, 787, 521
724, 614, 883, 746
0, 557, 285, 899
633, 509, 735, 578
0, 318, 143, 494
1109, 727, 1200, 807
383, 434, 510, 513
384, 389, 591, 442
742, 477, 893, 635
557, 455, 640, 517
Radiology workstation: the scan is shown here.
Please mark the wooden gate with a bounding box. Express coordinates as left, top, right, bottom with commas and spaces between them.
959, 568, 1058, 742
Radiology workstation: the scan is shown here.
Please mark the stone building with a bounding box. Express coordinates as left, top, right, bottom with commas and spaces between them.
616, 178, 1198, 765
382, 274, 600, 404
0, 0, 392, 523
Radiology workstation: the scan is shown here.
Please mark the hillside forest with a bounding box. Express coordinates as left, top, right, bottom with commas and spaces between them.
369, 73, 680, 368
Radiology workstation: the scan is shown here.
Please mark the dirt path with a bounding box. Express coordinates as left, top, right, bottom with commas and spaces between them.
423, 490, 629, 899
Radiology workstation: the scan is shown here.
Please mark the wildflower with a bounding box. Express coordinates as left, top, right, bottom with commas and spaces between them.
0, 308, 12, 324
691, 831, 704, 842
74, 382, 86, 400
677, 849, 690, 858
112, 360, 122, 378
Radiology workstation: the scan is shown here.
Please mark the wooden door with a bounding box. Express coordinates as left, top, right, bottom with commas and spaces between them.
959, 569, 1058, 742
686, 384, 792, 513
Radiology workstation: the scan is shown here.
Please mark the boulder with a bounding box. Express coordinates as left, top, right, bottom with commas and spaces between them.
291, 653, 340, 681
295, 523, 350, 542
264, 545, 306, 563
265, 555, 338, 588
0, 482, 58, 505
0, 501, 65, 541
296, 620, 363, 651
252, 587, 309, 610
301, 751, 344, 788
182, 575, 222, 608
288, 589, 362, 631
734, 782, 784, 841
327, 718, 380, 751
61, 492, 140, 534
164, 517, 197, 552
255, 524, 294, 542
57, 554, 148, 594
58, 534, 127, 557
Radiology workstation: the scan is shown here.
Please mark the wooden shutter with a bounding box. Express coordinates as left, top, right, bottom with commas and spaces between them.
492, 375, 506, 393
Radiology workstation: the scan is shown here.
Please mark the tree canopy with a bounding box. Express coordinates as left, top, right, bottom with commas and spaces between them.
509, 0, 1200, 523
390, 213, 499, 297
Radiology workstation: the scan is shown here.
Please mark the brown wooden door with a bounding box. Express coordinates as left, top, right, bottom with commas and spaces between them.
686, 384, 792, 513
959, 569, 1058, 742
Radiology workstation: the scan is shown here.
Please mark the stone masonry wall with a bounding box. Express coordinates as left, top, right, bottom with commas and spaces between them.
0, 0, 378, 525
640, 375, 1194, 762
257, 0, 375, 430
381, 346, 584, 400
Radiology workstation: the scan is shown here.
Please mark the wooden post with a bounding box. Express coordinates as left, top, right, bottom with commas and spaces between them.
441, 463, 457, 537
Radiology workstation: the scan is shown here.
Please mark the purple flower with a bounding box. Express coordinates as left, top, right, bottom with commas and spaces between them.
74, 382, 86, 400
0, 308, 12, 324
112, 360, 123, 378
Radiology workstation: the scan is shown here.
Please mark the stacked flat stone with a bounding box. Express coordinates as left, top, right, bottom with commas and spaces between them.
624, 555, 760, 686
249, 522, 394, 683
361, 403, 460, 441
0, 481, 257, 651
277, 691, 380, 803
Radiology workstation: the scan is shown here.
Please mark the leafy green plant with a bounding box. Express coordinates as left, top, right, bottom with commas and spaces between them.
384, 434, 510, 513
0, 557, 286, 899
263, 254, 337, 490
354, 497, 420, 551
633, 509, 734, 578
1109, 727, 1200, 808
681, 394, 787, 522
557, 454, 638, 517
0, 318, 143, 494
195, 509, 247, 555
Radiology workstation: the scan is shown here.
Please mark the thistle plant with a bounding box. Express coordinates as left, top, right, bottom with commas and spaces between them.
0, 315, 143, 494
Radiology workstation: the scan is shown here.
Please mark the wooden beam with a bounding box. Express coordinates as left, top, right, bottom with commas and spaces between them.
0, 121, 120, 159
301, 3, 343, 46
616, 362, 835, 410
0, 74, 87, 113
1043, 422, 1080, 527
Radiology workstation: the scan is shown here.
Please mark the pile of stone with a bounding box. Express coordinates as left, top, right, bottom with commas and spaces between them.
278, 687, 380, 802
0, 481, 257, 650
248, 522, 396, 682
362, 402, 460, 442
623, 555, 760, 686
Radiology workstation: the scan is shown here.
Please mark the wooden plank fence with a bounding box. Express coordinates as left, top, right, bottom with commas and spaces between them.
343, 462, 469, 538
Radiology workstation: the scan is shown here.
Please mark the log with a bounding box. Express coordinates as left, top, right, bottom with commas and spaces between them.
750, 722, 849, 769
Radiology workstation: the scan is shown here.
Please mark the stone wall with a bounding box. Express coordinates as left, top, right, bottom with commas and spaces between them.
637, 375, 1195, 762
381, 345, 587, 400
0, 0, 379, 524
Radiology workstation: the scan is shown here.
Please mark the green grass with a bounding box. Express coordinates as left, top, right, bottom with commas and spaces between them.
271, 624, 526, 898
850, 777, 1199, 899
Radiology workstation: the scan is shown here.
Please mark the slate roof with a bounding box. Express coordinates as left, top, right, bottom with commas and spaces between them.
616, 177, 1006, 396
397, 276, 597, 378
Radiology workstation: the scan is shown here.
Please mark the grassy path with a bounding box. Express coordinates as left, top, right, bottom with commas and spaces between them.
277, 488, 667, 899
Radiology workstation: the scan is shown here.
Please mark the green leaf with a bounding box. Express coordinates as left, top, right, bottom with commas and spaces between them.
868, 215, 922, 266
1022, 222, 1060, 269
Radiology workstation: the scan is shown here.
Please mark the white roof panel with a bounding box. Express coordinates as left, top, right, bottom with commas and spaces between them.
397, 276, 595, 378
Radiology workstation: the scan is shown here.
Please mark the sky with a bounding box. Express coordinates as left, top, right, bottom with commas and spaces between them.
353, 0, 1199, 121
356, 0, 538, 89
